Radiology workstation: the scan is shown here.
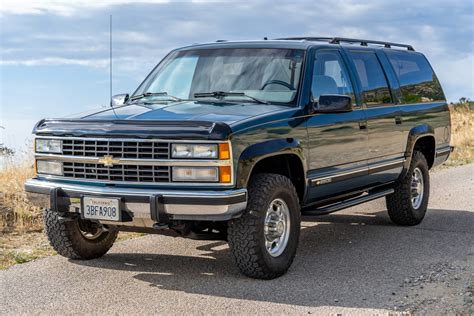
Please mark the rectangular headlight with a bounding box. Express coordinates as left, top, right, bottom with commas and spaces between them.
172, 167, 218, 182
36, 139, 62, 153
171, 144, 218, 159
36, 160, 63, 176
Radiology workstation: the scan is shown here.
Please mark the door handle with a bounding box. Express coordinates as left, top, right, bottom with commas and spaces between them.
395, 116, 403, 125
359, 121, 367, 130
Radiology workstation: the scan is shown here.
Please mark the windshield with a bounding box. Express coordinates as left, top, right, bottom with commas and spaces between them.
132, 48, 305, 105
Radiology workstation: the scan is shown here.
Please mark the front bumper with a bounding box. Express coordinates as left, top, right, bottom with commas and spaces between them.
25, 178, 247, 225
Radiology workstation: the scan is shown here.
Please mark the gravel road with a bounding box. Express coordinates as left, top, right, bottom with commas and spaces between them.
1, 164, 473, 314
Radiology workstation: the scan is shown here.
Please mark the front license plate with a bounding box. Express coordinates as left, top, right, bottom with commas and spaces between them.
82, 197, 121, 221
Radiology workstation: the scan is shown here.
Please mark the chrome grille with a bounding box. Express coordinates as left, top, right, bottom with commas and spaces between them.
60, 139, 171, 183
63, 162, 170, 183
62, 139, 170, 159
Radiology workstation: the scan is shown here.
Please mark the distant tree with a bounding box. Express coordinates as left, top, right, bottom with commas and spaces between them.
0, 126, 15, 156
458, 97, 471, 104
0, 144, 15, 157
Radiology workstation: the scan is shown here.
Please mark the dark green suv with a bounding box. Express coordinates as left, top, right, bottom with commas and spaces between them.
25, 37, 452, 279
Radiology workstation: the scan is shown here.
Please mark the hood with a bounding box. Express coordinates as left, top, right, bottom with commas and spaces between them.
79, 101, 291, 124
33, 101, 298, 140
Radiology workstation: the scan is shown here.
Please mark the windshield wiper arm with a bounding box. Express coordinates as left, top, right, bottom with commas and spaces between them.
193, 91, 269, 104
130, 92, 183, 102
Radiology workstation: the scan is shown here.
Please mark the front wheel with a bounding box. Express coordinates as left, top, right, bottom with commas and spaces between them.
386, 151, 430, 226
43, 209, 118, 259
228, 173, 301, 279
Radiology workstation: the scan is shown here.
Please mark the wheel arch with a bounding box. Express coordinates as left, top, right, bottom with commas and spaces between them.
403, 124, 436, 175
236, 139, 307, 204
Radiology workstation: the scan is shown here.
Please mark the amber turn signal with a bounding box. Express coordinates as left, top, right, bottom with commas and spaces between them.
219, 143, 230, 160
219, 166, 232, 183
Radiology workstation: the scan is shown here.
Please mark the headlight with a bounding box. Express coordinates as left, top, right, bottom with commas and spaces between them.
35, 139, 62, 153
172, 167, 218, 182
172, 144, 218, 159
36, 160, 63, 176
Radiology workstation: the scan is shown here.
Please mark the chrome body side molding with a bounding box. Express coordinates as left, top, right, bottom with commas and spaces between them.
309, 158, 405, 186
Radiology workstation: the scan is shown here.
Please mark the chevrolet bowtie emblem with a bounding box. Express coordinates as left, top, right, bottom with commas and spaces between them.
98, 155, 120, 167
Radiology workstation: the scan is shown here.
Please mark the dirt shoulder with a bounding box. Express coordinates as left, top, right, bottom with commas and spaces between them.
0, 231, 144, 269
395, 261, 473, 314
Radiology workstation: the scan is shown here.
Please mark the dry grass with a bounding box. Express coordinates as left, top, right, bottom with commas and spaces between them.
0, 159, 143, 269
0, 231, 55, 269
0, 159, 41, 233
0, 103, 472, 268
445, 103, 474, 167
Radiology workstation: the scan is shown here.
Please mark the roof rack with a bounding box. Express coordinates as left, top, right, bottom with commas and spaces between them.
276, 37, 415, 51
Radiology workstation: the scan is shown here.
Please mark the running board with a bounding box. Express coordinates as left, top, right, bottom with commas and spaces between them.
302, 188, 394, 216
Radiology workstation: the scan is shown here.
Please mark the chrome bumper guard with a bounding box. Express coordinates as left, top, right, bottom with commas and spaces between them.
25, 179, 247, 224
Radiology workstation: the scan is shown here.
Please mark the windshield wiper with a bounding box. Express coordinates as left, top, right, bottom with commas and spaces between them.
193, 91, 269, 104
129, 92, 184, 102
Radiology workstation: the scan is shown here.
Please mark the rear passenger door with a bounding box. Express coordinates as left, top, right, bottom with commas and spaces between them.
345, 49, 405, 184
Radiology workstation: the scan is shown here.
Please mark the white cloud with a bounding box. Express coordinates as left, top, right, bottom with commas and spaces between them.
435, 54, 474, 101
0, 0, 169, 16
0, 57, 109, 67
113, 31, 155, 44
1, 0, 472, 102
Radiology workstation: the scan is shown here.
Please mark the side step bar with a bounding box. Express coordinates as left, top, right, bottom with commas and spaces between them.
302, 188, 394, 216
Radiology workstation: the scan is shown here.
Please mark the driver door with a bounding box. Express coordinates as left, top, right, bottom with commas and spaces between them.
306, 49, 369, 204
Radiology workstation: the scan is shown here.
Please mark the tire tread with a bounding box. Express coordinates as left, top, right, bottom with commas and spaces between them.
43, 209, 117, 259
228, 173, 300, 279
386, 151, 430, 226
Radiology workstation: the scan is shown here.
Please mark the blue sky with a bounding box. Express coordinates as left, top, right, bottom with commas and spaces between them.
0, 0, 473, 151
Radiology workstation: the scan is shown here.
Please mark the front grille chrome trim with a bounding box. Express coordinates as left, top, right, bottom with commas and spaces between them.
35, 174, 236, 187
35, 135, 229, 144
34, 136, 234, 186
35, 154, 232, 167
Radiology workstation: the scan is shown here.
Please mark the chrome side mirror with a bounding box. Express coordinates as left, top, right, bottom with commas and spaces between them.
111, 94, 129, 107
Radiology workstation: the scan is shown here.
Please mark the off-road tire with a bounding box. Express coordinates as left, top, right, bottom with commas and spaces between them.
386, 151, 430, 226
43, 209, 118, 259
228, 173, 301, 279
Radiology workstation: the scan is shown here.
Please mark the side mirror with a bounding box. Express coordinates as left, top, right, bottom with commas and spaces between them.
314, 94, 352, 113
111, 94, 129, 107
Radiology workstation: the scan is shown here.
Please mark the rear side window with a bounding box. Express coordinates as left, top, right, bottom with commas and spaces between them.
385, 50, 445, 103
349, 51, 393, 105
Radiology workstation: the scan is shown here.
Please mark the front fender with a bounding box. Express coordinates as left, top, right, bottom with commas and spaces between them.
236, 138, 306, 188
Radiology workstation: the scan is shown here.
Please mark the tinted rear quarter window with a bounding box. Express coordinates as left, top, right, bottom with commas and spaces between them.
385, 51, 445, 103
349, 51, 393, 105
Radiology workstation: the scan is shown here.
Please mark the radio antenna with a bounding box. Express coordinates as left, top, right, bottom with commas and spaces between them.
109, 14, 113, 107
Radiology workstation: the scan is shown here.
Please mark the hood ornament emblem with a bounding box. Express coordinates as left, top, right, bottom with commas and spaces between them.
98, 155, 120, 167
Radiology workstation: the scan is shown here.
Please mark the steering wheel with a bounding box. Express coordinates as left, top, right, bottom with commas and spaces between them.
261, 79, 295, 90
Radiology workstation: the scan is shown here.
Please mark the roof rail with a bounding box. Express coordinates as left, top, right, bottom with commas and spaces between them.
276, 37, 415, 51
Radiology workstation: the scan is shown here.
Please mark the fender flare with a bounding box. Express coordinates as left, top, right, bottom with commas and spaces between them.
401, 124, 435, 176
236, 138, 307, 188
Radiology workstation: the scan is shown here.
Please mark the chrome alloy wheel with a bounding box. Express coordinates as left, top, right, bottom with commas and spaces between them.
264, 198, 291, 257
411, 167, 424, 209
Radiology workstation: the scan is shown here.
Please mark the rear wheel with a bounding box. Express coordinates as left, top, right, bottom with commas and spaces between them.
228, 173, 301, 279
386, 151, 430, 226
43, 209, 118, 259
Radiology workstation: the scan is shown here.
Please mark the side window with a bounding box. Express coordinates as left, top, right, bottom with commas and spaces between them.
312, 50, 355, 104
349, 51, 393, 105
385, 50, 445, 103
